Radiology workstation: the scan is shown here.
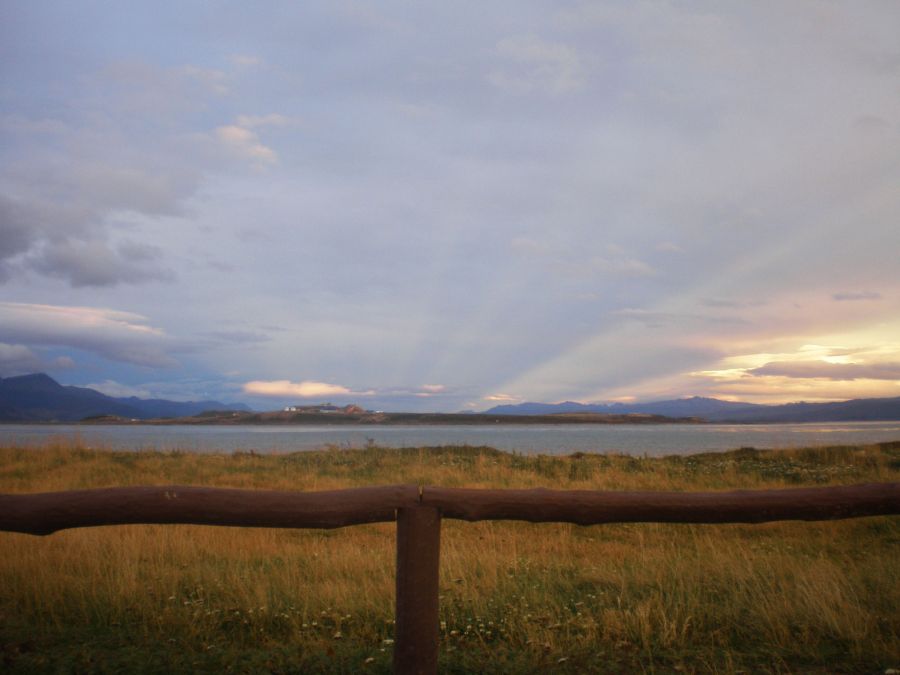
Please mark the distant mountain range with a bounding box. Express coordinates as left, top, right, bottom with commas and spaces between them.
0, 373, 250, 422
5, 372, 900, 424
483, 395, 900, 423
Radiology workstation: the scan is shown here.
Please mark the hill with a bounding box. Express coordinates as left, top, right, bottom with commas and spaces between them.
0, 373, 249, 422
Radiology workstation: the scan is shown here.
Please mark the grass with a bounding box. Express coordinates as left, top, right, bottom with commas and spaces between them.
1, 440, 898, 673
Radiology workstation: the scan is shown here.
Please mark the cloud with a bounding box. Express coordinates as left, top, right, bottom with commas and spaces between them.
102, 61, 229, 103
0, 197, 34, 258
0, 198, 34, 281
413, 384, 447, 398
202, 330, 272, 345
178, 65, 229, 95
488, 35, 584, 94
656, 242, 683, 253
613, 307, 747, 327
0, 343, 43, 375
30, 239, 172, 287
229, 54, 263, 68
0, 114, 68, 135
235, 113, 295, 129
215, 124, 278, 164
0, 302, 178, 368
3, 3, 900, 409
750, 360, 900, 381
84, 379, 153, 398
0, 343, 75, 376
589, 255, 657, 278
483, 393, 521, 402
832, 291, 882, 301
511, 238, 657, 279
701, 298, 766, 309
0, 124, 197, 287
0, 61, 285, 288
243, 379, 356, 398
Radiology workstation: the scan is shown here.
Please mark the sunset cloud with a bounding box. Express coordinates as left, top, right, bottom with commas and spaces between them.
750, 361, 900, 381
242, 379, 355, 398
483, 393, 521, 402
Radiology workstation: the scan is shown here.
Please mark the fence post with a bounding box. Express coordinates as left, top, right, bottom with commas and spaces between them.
394, 505, 441, 675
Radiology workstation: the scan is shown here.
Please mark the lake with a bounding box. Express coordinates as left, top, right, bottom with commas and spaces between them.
2, 421, 900, 456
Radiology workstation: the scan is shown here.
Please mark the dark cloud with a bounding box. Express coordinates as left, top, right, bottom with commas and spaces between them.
0, 175, 181, 287
750, 361, 900, 381
0, 342, 75, 376
30, 239, 172, 287
0, 196, 35, 259
0, 343, 44, 376
0, 60, 212, 289
0, 196, 38, 281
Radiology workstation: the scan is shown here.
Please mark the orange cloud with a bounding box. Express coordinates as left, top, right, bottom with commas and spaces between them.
243, 379, 353, 398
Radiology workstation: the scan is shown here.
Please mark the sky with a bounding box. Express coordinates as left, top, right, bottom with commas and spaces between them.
1, 1, 899, 412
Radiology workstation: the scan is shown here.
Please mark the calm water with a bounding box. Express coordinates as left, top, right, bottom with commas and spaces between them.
2, 421, 899, 456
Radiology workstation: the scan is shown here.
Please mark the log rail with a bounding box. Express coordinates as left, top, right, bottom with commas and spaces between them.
2, 482, 898, 674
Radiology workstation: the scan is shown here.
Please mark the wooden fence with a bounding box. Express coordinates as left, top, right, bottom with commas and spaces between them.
2, 482, 899, 674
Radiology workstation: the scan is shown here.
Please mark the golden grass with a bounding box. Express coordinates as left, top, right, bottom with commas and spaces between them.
1, 440, 898, 673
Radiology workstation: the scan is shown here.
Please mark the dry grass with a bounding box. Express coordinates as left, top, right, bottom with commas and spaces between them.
1, 440, 898, 673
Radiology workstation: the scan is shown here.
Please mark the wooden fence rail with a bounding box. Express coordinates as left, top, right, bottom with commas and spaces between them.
2, 482, 899, 674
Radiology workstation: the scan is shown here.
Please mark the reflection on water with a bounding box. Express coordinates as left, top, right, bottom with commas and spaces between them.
1, 421, 899, 456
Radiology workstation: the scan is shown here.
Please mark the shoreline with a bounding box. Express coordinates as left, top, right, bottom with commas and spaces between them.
32, 411, 709, 426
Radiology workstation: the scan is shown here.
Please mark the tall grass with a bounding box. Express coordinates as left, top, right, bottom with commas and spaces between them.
1, 441, 898, 673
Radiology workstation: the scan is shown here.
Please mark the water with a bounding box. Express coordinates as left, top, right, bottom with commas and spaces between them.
1, 421, 899, 456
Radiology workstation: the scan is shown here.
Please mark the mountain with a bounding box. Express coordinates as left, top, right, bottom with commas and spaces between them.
484, 397, 762, 419
701, 397, 900, 423
483, 396, 900, 423
0, 373, 249, 422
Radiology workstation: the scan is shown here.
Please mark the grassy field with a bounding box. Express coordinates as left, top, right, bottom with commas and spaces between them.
1, 440, 898, 674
